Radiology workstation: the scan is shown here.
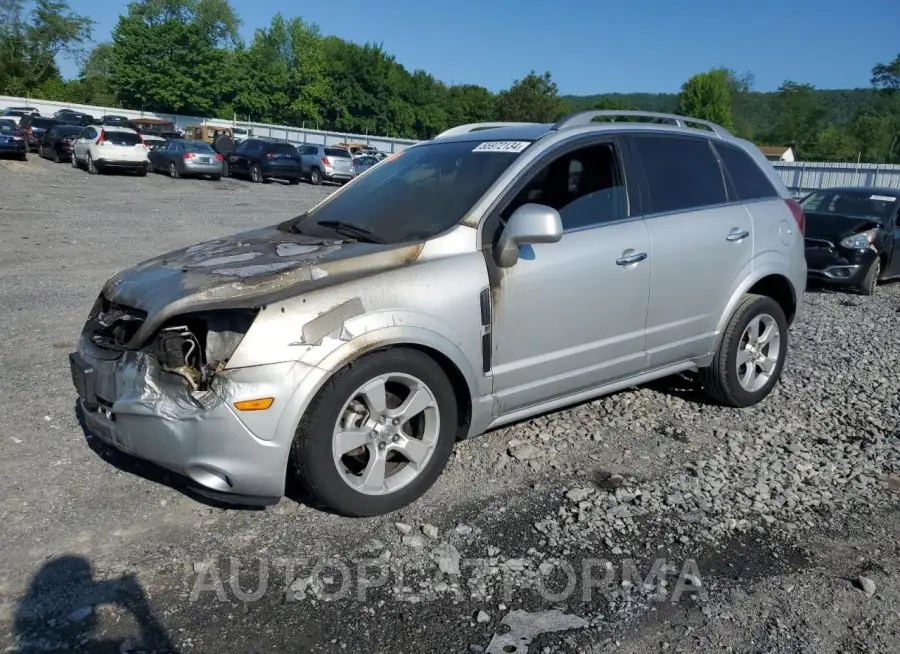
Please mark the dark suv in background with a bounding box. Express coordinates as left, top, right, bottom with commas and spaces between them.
223, 139, 302, 184
19, 115, 60, 152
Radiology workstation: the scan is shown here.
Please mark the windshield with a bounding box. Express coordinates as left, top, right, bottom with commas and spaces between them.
801, 190, 897, 222
183, 140, 214, 153
325, 147, 352, 158
287, 139, 530, 244
0, 120, 16, 132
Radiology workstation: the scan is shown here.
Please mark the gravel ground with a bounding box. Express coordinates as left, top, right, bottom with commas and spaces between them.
0, 154, 898, 653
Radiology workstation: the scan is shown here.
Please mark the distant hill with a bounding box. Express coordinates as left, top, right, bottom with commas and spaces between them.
562, 89, 879, 141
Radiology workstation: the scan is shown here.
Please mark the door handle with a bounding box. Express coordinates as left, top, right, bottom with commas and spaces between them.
726, 229, 750, 242
616, 252, 648, 266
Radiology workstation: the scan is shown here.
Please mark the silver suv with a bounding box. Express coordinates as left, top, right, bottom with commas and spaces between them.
297, 144, 354, 185
70, 111, 807, 516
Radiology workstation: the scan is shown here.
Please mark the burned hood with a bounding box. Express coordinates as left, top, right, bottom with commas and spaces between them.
101, 224, 424, 347
804, 212, 882, 241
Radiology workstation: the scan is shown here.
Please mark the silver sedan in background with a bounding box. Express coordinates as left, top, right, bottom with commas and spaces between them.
351, 154, 380, 178
148, 139, 223, 180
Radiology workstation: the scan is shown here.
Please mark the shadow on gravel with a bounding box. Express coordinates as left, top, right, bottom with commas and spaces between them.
14, 555, 177, 653
74, 402, 267, 513
642, 371, 720, 407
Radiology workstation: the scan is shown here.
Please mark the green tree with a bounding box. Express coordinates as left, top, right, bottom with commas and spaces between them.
110, 0, 240, 114
771, 81, 825, 156
872, 53, 900, 92
0, 0, 92, 95
495, 71, 567, 123
676, 68, 734, 130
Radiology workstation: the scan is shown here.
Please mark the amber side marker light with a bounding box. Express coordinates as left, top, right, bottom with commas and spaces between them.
234, 398, 275, 411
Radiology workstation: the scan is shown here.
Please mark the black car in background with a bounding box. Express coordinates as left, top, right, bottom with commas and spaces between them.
223, 138, 302, 184
802, 186, 900, 295
53, 110, 95, 127
0, 119, 27, 160
100, 115, 135, 129
19, 115, 60, 152
38, 124, 83, 163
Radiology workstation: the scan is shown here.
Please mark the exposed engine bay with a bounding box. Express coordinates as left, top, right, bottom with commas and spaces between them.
86, 294, 257, 392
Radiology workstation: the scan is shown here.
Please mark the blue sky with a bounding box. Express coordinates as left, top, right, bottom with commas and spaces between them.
60, 0, 899, 94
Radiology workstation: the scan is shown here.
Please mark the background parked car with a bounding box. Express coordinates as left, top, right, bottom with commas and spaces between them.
38, 124, 82, 163
3, 107, 40, 118
297, 144, 354, 185
148, 139, 223, 180
351, 154, 379, 177
223, 138, 302, 184
0, 111, 24, 125
71, 125, 149, 175
54, 110, 96, 127
156, 131, 183, 141
142, 134, 167, 150
0, 119, 27, 160
100, 115, 135, 129
18, 115, 60, 152
801, 186, 900, 295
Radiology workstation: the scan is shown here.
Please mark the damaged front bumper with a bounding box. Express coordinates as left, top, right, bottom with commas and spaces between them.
70, 335, 313, 504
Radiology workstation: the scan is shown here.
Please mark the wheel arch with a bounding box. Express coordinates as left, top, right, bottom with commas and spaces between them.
711, 271, 799, 358
274, 327, 482, 469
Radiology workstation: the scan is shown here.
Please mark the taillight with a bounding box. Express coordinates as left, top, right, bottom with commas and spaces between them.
96, 129, 106, 144
785, 199, 805, 236
215, 154, 223, 162
266, 152, 276, 159
322, 157, 330, 166
183, 153, 195, 160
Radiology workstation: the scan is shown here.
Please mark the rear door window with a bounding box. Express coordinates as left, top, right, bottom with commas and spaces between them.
634, 135, 727, 213
269, 143, 298, 156
715, 143, 779, 201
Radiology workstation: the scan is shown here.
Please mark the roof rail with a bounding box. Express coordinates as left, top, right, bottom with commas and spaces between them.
432, 122, 539, 140
552, 111, 731, 137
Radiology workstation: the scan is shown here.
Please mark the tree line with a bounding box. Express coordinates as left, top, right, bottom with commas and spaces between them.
2, 0, 898, 162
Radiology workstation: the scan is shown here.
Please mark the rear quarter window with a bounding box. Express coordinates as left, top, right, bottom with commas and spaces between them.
715, 143, 778, 201
634, 135, 727, 213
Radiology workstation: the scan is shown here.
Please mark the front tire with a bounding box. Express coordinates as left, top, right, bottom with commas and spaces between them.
291, 348, 458, 517
857, 258, 880, 296
701, 294, 788, 408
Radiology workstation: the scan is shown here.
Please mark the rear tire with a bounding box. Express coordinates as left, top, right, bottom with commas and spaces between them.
71, 152, 79, 168
210, 175, 221, 181
857, 258, 880, 296
52, 149, 60, 164
169, 162, 180, 179
309, 168, 322, 185
288, 177, 300, 185
250, 163, 263, 183
18, 152, 27, 162
291, 348, 458, 517
87, 153, 98, 174
701, 294, 788, 408
222, 161, 229, 178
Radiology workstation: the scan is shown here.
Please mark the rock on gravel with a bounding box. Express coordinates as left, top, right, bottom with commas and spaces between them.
856, 576, 877, 597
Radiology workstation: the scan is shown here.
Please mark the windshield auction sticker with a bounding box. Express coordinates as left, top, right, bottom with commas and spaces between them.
472, 141, 531, 153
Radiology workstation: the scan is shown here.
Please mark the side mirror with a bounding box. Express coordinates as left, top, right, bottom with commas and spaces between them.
496, 203, 563, 268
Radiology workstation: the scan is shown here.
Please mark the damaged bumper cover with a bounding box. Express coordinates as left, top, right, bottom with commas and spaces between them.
71, 335, 313, 503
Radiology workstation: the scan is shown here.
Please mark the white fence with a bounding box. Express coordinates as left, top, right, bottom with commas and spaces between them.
772, 161, 900, 195
0, 94, 419, 153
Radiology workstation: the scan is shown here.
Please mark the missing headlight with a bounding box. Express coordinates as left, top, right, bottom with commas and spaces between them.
154, 310, 258, 390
